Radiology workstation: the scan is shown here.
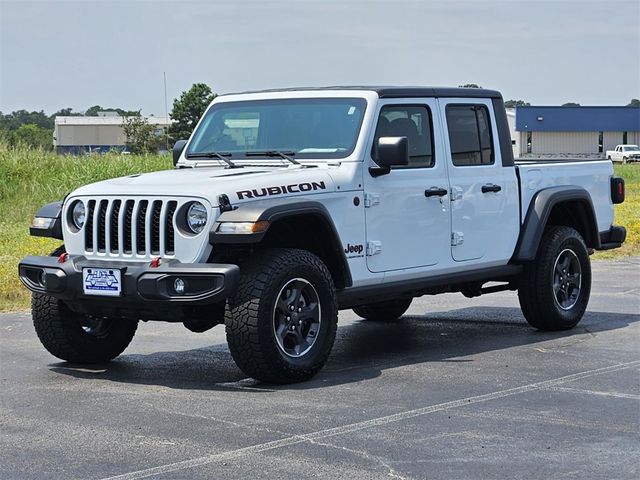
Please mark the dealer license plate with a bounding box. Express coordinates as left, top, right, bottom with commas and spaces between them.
82, 268, 122, 297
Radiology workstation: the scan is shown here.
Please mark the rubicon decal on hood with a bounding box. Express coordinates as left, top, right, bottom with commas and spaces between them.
237, 181, 326, 200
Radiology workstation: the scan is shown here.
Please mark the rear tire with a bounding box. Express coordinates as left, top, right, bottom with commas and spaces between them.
518, 226, 591, 331
32, 293, 138, 363
225, 248, 338, 384
353, 298, 412, 321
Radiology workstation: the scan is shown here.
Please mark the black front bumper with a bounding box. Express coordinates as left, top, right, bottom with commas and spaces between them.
18, 255, 239, 321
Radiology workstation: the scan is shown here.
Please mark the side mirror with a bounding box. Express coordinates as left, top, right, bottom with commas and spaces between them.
173, 140, 188, 166
370, 136, 408, 177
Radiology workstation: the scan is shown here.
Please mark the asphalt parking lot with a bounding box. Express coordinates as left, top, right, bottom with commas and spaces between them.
1, 258, 639, 480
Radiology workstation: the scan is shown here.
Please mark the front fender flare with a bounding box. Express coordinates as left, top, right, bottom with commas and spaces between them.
210, 199, 352, 288
29, 201, 63, 240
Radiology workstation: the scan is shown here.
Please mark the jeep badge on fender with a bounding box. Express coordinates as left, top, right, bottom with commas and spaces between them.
344, 243, 364, 255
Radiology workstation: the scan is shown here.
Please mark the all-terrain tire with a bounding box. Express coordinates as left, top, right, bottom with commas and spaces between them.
518, 226, 591, 331
353, 298, 412, 321
225, 248, 338, 384
32, 293, 138, 363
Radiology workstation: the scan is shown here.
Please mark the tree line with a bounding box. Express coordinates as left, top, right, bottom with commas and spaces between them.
458, 84, 639, 108
2, 83, 639, 153
0, 83, 215, 153
117, 83, 217, 154
0, 105, 142, 151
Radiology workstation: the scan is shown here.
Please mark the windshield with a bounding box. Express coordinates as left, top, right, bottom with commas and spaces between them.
623, 145, 639, 151
186, 98, 367, 160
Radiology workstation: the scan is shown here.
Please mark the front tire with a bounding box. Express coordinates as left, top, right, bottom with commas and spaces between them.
225, 249, 338, 384
353, 298, 412, 321
518, 226, 591, 331
32, 293, 138, 363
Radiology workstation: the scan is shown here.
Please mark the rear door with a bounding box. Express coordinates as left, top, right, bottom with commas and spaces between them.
364, 99, 451, 273
441, 100, 520, 264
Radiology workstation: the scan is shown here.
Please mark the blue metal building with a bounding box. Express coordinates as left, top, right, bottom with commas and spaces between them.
512, 106, 640, 157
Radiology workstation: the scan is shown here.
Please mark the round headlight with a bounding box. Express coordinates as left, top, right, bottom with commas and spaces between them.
71, 201, 86, 229
186, 202, 208, 233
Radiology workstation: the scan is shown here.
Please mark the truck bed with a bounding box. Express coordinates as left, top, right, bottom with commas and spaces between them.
515, 159, 614, 234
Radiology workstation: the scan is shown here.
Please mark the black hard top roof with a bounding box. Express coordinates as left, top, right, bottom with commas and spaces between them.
223, 86, 503, 99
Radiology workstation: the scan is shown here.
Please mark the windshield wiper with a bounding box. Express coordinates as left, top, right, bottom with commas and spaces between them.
245, 150, 300, 166
185, 151, 239, 168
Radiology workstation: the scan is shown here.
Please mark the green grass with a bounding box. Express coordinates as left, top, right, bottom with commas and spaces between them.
0, 144, 638, 312
0, 143, 171, 311
593, 164, 640, 259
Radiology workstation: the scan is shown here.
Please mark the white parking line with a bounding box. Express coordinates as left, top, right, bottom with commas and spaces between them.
100, 360, 640, 480
547, 386, 640, 400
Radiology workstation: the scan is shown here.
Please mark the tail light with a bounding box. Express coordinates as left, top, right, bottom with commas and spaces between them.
611, 177, 625, 204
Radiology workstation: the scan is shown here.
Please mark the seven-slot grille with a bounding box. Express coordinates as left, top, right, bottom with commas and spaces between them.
83, 198, 179, 257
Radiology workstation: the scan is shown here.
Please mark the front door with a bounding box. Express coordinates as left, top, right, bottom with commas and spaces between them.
364, 100, 451, 273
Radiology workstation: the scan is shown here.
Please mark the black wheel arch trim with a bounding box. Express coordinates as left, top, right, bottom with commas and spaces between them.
210, 199, 353, 288
30, 201, 63, 239
511, 186, 600, 262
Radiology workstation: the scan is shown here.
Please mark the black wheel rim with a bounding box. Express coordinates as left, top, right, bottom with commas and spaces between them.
81, 316, 113, 338
553, 248, 582, 311
272, 278, 321, 358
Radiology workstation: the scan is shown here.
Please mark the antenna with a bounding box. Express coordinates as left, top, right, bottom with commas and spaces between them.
163, 71, 169, 151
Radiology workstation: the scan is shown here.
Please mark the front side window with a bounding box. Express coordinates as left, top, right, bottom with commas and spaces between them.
446, 104, 495, 166
371, 105, 434, 168
187, 98, 366, 160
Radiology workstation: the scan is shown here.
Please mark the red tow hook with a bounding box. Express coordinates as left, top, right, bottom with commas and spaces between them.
150, 257, 162, 268
58, 252, 69, 263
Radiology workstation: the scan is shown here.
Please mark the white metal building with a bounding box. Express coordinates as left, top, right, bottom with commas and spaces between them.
506, 108, 519, 159
54, 116, 171, 154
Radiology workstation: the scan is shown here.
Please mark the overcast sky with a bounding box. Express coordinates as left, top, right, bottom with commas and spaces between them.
1, 0, 638, 116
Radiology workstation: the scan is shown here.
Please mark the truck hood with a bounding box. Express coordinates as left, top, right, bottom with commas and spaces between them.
68, 166, 337, 207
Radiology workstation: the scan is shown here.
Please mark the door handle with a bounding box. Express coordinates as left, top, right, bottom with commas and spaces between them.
481, 184, 502, 193
425, 187, 448, 197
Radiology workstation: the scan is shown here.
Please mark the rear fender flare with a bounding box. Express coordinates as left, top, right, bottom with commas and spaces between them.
512, 186, 599, 262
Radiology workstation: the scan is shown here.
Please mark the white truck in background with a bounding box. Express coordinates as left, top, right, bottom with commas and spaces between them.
606, 144, 640, 163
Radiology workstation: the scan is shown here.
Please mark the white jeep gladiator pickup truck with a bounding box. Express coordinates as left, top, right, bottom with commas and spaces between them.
20, 87, 627, 384
606, 144, 640, 163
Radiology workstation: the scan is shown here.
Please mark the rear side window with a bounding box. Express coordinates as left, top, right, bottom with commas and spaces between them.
446, 105, 494, 166
372, 105, 434, 168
